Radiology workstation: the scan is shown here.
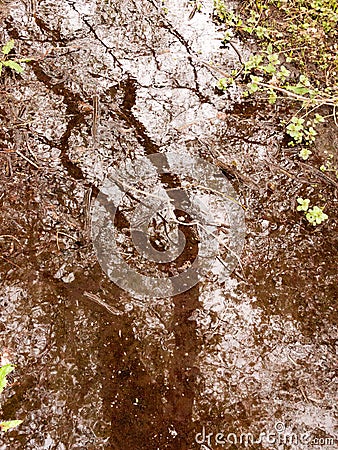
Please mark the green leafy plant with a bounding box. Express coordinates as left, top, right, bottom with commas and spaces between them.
0, 364, 23, 433
213, 0, 338, 128
296, 197, 310, 212
214, 0, 338, 84
213, 0, 337, 194
320, 153, 338, 178
217, 76, 234, 90
305, 206, 329, 225
296, 198, 328, 225
298, 148, 312, 160
285, 113, 324, 146
0, 39, 30, 75
214, 0, 243, 25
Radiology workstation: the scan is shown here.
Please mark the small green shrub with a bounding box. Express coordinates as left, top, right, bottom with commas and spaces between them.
0, 39, 30, 75
305, 205, 329, 225
213, 0, 336, 223
297, 198, 328, 225
0, 364, 23, 433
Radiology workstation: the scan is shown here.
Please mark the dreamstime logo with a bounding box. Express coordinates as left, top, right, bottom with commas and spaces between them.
91, 151, 245, 298
195, 423, 336, 448
195, 422, 335, 450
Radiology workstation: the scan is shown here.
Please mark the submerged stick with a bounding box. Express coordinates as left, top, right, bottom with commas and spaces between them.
83, 291, 122, 315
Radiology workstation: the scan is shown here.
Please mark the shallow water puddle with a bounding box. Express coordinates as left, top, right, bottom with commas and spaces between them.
0, 0, 337, 449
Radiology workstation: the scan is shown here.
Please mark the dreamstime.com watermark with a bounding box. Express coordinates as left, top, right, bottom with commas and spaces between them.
195, 423, 336, 448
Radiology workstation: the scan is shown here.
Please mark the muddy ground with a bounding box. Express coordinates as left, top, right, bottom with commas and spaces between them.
0, 0, 337, 449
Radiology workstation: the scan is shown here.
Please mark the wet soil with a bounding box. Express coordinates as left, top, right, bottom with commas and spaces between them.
0, 0, 337, 449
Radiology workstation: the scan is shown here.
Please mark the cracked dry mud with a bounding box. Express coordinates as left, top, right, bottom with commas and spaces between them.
0, 0, 337, 449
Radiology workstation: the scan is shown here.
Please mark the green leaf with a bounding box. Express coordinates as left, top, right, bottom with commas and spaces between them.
305, 205, 328, 225
2, 39, 15, 55
0, 62, 2, 76
299, 74, 311, 86
244, 54, 264, 72
299, 148, 312, 160
255, 25, 268, 38
286, 85, 310, 95
248, 82, 259, 93
223, 30, 234, 42
291, 117, 304, 125
267, 54, 280, 65
277, 65, 290, 79
268, 89, 277, 104
0, 364, 14, 394
297, 197, 310, 212
262, 63, 277, 74
314, 113, 325, 124
250, 75, 263, 83
217, 77, 231, 91
243, 26, 254, 33
0, 420, 23, 432
2, 60, 24, 74
267, 43, 273, 54
307, 126, 317, 136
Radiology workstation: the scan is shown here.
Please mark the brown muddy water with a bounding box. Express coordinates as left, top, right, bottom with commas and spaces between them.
0, 0, 337, 449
